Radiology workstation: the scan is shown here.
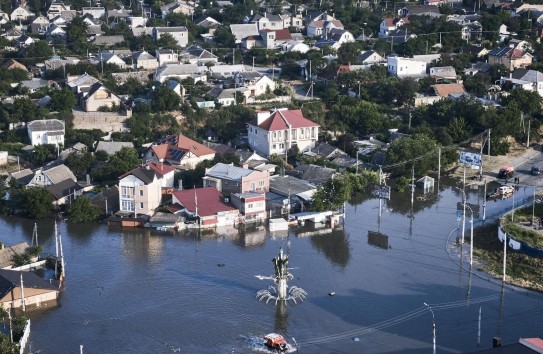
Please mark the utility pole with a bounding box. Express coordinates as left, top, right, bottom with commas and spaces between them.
309, 60, 313, 99
232, 48, 235, 65
488, 129, 491, 158
411, 163, 415, 205
437, 147, 441, 181
483, 179, 487, 221
356, 150, 359, 175
503, 231, 507, 281
479, 131, 485, 179
7, 308, 12, 343
477, 306, 482, 347
20, 272, 25, 312
527, 118, 531, 147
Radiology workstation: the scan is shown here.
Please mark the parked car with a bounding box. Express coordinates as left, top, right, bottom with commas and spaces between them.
497, 186, 515, 195
531, 166, 541, 175
498, 166, 514, 179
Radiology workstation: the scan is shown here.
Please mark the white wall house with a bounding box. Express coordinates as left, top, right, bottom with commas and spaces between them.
387, 56, 427, 78
153, 27, 189, 48
247, 108, 319, 157
118, 162, 175, 216
27, 119, 65, 147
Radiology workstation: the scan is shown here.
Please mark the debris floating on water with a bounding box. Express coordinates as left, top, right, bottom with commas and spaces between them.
218, 263, 225, 267
329, 292, 336, 296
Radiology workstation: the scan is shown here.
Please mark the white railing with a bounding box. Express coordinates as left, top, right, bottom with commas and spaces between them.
19, 319, 30, 354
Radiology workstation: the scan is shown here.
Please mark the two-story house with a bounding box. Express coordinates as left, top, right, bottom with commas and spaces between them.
248, 12, 287, 31
203, 163, 269, 194
259, 28, 292, 49
500, 68, 543, 97
387, 56, 427, 78
379, 17, 409, 38
27, 119, 65, 147
247, 108, 320, 157
153, 27, 189, 48
142, 133, 215, 170
81, 83, 121, 112
118, 162, 175, 216
155, 49, 179, 66
488, 47, 533, 71
231, 191, 266, 222
171, 187, 238, 227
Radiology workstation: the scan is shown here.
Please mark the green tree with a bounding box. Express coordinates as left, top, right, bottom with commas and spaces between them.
152, 84, 181, 112
31, 144, 57, 165
67, 196, 102, 222
157, 33, 181, 50
385, 134, 440, 177
65, 152, 95, 178
107, 147, 140, 178
213, 25, 236, 48
24, 41, 53, 66
66, 17, 89, 54
337, 42, 363, 65
505, 88, 542, 116
49, 89, 76, 112
13, 187, 53, 218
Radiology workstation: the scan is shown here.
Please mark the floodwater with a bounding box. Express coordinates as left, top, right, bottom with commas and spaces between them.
2, 179, 543, 354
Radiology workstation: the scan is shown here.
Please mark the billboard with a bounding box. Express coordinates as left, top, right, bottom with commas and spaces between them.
372, 184, 391, 200
459, 151, 482, 167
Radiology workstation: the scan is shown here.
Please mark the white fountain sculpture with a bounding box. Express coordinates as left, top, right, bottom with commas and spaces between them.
256, 248, 307, 305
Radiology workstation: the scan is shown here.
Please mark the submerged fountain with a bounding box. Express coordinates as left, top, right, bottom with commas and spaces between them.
256, 248, 307, 305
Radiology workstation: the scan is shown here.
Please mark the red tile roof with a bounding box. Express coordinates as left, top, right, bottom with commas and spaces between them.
432, 83, 465, 97
152, 133, 215, 160
274, 28, 292, 40
172, 187, 236, 217
146, 161, 175, 176
256, 109, 320, 131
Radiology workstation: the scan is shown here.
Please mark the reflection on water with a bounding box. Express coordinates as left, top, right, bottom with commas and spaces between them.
309, 229, 350, 268
368, 231, 390, 250
274, 301, 288, 333
120, 228, 164, 264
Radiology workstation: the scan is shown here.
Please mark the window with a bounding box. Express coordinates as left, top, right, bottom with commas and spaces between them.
121, 200, 135, 211
305, 128, 310, 137
311, 127, 315, 138
259, 180, 264, 187
247, 203, 253, 209
278, 131, 282, 139
140, 202, 144, 209
139, 189, 143, 197
121, 186, 135, 199
251, 182, 256, 191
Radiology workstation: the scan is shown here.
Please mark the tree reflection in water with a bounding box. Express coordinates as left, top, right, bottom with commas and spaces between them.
309, 229, 351, 268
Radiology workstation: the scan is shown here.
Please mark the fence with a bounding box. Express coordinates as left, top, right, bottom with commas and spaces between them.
19, 319, 30, 354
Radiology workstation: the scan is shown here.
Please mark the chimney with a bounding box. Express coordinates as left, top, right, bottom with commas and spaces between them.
264, 11, 267, 18
493, 337, 502, 348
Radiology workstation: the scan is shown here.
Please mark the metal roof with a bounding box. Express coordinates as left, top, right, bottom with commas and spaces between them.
27, 119, 64, 132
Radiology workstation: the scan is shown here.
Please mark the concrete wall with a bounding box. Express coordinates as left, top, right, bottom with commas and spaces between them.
0, 151, 7, 166
0, 288, 59, 310
72, 109, 131, 132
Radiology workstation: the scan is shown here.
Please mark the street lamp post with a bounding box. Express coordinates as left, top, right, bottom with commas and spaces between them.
457, 187, 466, 244
424, 302, 436, 354
464, 203, 474, 266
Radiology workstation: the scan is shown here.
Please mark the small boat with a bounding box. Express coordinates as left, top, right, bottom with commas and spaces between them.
264, 333, 291, 352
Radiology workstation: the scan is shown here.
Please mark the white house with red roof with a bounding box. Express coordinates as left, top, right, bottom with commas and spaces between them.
379, 17, 409, 38
118, 162, 175, 216
231, 192, 266, 222
171, 187, 238, 227
259, 28, 292, 49
247, 108, 320, 157
143, 133, 216, 170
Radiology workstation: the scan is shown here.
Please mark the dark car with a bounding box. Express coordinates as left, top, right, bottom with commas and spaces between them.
532, 166, 541, 175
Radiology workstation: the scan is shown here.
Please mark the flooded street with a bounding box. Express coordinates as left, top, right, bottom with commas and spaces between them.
2, 180, 543, 353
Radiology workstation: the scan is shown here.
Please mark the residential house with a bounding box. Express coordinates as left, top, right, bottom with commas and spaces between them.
462, 45, 489, 58
20, 79, 52, 93
95, 141, 135, 155
0, 269, 59, 310
203, 163, 269, 194
82, 7, 106, 18
230, 23, 259, 44
47, 178, 89, 207
387, 56, 427, 78
306, 15, 344, 38
31, 15, 50, 33
195, 16, 221, 34
282, 40, 310, 53
14, 35, 35, 48
0, 242, 30, 269
461, 22, 483, 41
268, 175, 316, 214
156, 49, 179, 66
0, 11, 9, 24
2, 28, 23, 41
207, 87, 248, 106
289, 164, 337, 185
93, 51, 127, 69
379, 17, 409, 38
317, 28, 355, 50
66, 73, 100, 93
310, 143, 346, 160
81, 83, 122, 112
209, 64, 250, 79
488, 47, 532, 71
45, 23, 67, 38
500, 69, 543, 97
47, 2, 70, 19
235, 149, 268, 167
93, 35, 125, 47
118, 162, 175, 216
248, 12, 287, 31
112, 71, 150, 85
10, 6, 34, 21
231, 192, 266, 222
171, 187, 238, 227
260, 28, 292, 49
153, 63, 204, 83
27, 165, 77, 187
431, 83, 466, 98
167, 80, 186, 98
8, 169, 35, 186
247, 108, 320, 157
429, 66, 457, 82
153, 27, 189, 48
398, 5, 441, 17
240, 74, 276, 98
1, 59, 28, 72
182, 45, 219, 66
131, 51, 158, 69
160, 1, 194, 17
143, 133, 215, 170
27, 119, 65, 147
356, 50, 385, 65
